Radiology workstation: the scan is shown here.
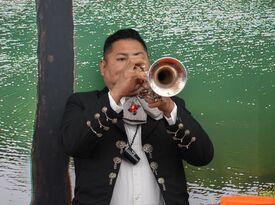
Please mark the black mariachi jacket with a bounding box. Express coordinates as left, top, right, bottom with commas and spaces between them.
61, 87, 214, 205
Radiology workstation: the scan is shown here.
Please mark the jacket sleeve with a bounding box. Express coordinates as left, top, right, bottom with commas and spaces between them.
60, 92, 120, 158
166, 96, 214, 166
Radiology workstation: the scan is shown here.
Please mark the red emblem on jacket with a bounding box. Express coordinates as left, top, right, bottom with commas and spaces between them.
128, 102, 140, 115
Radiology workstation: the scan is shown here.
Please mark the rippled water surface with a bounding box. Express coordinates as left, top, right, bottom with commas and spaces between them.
0, 0, 274, 204
0, 0, 36, 204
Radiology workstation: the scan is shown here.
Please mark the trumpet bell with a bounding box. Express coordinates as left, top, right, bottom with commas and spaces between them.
148, 57, 187, 97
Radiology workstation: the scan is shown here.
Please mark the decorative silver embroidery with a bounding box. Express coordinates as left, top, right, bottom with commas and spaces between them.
143, 144, 153, 159
173, 129, 190, 142
109, 172, 117, 185
178, 136, 196, 149
158, 177, 166, 191
150, 162, 159, 175
86, 120, 102, 138
113, 157, 122, 170
167, 123, 184, 137
101, 106, 118, 124
94, 113, 110, 131
111, 118, 118, 124
115, 140, 127, 154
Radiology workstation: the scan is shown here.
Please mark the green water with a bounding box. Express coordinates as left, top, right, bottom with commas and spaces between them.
0, 0, 274, 204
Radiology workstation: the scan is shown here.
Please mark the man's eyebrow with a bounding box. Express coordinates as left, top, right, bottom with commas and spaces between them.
116, 53, 128, 56
133, 52, 145, 56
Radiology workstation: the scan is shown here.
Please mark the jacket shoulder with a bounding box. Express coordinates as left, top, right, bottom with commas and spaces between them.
73, 90, 99, 98
172, 95, 186, 107
70, 88, 108, 101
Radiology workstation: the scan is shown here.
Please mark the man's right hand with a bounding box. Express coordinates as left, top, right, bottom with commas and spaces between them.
110, 58, 148, 104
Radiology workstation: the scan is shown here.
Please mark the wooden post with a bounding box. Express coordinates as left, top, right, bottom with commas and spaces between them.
31, 0, 74, 204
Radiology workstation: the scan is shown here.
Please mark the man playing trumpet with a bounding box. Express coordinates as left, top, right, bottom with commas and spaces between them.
61, 28, 214, 205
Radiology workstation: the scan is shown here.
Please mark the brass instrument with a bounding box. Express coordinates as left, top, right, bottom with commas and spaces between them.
138, 57, 187, 100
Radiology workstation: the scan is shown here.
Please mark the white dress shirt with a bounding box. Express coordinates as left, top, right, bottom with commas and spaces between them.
108, 92, 177, 205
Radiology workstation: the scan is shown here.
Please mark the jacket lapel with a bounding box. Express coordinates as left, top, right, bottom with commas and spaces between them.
98, 87, 126, 135
141, 116, 160, 142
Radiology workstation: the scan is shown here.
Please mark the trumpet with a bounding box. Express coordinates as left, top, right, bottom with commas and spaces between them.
138, 57, 187, 100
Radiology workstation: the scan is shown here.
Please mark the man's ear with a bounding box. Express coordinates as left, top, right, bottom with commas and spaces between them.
99, 59, 106, 76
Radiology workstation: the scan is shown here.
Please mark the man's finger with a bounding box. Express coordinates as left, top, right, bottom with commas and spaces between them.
147, 101, 162, 108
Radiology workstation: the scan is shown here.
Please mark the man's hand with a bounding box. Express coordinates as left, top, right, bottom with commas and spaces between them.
146, 97, 175, 118
110, 59, 148, 104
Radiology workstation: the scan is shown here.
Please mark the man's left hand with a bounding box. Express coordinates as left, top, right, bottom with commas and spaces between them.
146, 97, 175, 118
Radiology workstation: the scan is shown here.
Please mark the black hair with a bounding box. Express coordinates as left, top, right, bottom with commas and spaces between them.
103, 28, 147, 58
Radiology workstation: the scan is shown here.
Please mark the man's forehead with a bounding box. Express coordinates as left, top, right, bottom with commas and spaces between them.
107, 47, 147, 59
112, 39, 145, 50
104, 39, 147, 59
